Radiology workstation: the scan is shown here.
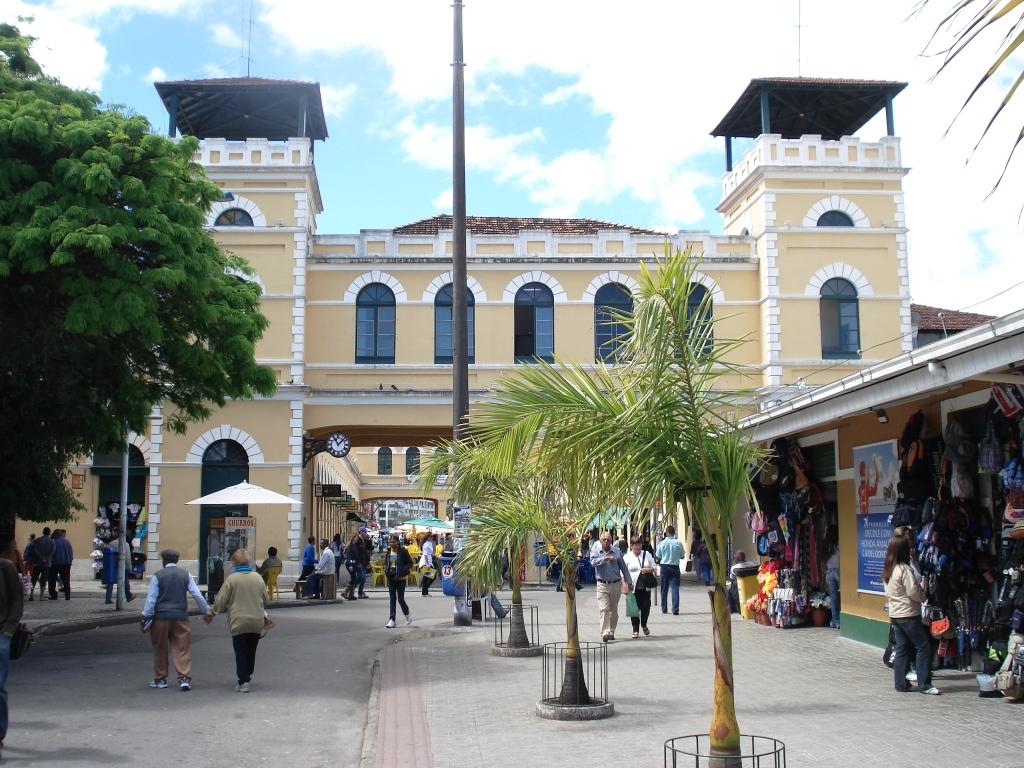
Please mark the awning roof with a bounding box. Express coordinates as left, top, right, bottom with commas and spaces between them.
155, 78, 328, 141
711, 77, 907, 140
741, 308, 1024, 442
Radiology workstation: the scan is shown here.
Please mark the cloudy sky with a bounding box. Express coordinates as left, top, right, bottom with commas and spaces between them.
9, 0, 1024, 315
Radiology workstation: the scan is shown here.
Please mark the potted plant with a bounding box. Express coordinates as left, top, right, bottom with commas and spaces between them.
808, 592, 831, 627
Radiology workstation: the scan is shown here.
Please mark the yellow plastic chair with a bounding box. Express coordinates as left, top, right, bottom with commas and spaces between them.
406, 564, 420, 587
371, 561, 387, 587
263, 565, 282, 600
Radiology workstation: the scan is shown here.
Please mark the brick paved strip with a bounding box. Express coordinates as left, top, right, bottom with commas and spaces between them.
375, 645, 434, 768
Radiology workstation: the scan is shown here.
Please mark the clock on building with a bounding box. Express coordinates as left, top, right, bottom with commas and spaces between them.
326, 431, 351, 458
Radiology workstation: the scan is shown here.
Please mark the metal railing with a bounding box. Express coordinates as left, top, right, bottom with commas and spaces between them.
540, 641, 608, 707
493, 602, 539, 649
664, 735, 786, 768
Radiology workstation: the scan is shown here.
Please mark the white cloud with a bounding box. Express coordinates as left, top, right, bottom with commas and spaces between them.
143, 65, 167, 84
432, 187, 453, 211
11, 3, 108, 91
320, 83, 357, 118
211, 22, 245, 51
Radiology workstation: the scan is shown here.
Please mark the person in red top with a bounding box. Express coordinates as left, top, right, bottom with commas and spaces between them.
857, 460, 878, 516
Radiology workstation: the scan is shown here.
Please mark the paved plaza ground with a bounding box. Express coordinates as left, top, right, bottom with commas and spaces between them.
9, 575, 1021, 767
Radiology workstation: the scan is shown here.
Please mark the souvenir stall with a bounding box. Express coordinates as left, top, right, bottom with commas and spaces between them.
744, 439, 837, 628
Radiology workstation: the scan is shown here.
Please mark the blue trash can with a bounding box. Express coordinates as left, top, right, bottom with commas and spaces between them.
101, 546, 118, 585
576, 557, 595, 585
440, 552, 466, 597
533, 541, 549, 567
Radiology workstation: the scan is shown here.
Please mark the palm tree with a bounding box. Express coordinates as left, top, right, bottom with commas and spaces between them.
469, 249, 761, 756
918, 0, 1024, 192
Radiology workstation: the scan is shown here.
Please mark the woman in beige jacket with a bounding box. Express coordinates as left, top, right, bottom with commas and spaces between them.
204, 549, 270, 693
883, 535, 938, 695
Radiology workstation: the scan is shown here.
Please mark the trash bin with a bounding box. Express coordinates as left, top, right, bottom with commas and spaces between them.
734, 564, 760, 620
440, 552, 466, 597
533, 541, 549, 568
131, 552, 147, 579
576, 556, 595, 585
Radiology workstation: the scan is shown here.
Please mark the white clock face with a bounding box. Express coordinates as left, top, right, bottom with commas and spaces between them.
327, 432, 350, 457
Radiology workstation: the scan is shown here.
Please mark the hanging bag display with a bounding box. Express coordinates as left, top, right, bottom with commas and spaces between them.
979, 420, 1003, 474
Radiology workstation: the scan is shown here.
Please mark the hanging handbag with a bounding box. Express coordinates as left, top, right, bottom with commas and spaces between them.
637, 552, 658, 589
979, 421, 1003, 474
625, 591, 640, 618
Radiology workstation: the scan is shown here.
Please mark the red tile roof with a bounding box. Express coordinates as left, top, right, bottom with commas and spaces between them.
392, 215, 665, 236
912, 303, 994, 332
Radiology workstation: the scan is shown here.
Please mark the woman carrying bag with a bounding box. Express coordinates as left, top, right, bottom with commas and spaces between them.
384, 534, 413, 628
623, 537, 657, 639
883, 535, 939, 695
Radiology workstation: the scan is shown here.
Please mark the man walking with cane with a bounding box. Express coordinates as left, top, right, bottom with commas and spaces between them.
590, 532, 632, 642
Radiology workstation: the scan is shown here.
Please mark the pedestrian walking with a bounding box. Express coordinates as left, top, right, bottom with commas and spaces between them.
384, 534, 412, 628
140, 548, 209, 691
590, 532, 632, 642
419, 534, 436, 596
48, 529, 73, 600
623, 537, 656, 638
693, 532, 712, 586
330, 533, 344, 581
103, 541, 135, 604
883, 535, 939, 695
343, 528, 369, 600
655, 525, 684, 615
27, 528, 53, 602
203, 549, 270, 693
0, 540, 25, 760
21, 535, 34, 580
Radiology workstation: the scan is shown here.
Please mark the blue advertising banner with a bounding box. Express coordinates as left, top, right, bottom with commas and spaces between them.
853, 439, 899, 594
856, 513, 891, 594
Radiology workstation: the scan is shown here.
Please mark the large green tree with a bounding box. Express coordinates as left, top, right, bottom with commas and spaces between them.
0, 25, 276, 524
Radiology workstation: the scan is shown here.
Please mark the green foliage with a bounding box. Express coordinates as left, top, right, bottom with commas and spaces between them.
0, 25, 276, 522
919, 0, 1024, 192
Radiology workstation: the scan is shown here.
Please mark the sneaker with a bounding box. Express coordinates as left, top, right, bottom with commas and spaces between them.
385, 619, 396, 628
405, 614, 413, 626
642, 627, 650, 636
905, 671, 918, 684
358, 593, 369, 599
178, 676, 191, 691
920, 687, 941, 695
601, 633, 610, 643
631, 632, 640, 639
149, 677, 168, 689
238, 682, 250, 693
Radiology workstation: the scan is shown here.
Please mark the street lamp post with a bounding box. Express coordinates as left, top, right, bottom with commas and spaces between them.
115, 426, 130, 611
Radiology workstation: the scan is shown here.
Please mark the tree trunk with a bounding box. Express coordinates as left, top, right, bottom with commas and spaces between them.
708, 585, 741, 762
559, 577, 591, 705
507, 558, 530, 647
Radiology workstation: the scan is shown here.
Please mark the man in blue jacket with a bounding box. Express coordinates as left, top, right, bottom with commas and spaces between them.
48, 530, 74, 601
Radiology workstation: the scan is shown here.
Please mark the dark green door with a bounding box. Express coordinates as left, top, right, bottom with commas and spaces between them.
198, 440, 249, 583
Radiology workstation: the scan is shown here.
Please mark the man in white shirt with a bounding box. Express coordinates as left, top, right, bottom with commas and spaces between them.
306, 540, 335, 599
419, 535, 436, 596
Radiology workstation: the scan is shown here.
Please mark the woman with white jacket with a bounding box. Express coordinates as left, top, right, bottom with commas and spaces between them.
623, 537, 657, 638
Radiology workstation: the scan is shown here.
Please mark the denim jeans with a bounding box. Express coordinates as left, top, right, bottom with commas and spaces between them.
354, 565, 367, 595
0, 633, 10, 740
825, 567, 841, 627
387, 577, 409, 620
891, 617, 932, 692
660, 564, 680, 614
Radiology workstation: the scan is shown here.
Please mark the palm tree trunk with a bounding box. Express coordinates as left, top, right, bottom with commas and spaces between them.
507, 550, 530, 647
708, 585, 741, 761
559, 576, 591, 705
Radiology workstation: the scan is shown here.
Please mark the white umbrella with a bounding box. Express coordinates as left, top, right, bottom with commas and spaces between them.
186, 481, 298, 506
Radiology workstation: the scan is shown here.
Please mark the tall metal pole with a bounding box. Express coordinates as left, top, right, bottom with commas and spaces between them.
451, 0, 472, 627
116, 427, 130, 611
452, 0, 469, 442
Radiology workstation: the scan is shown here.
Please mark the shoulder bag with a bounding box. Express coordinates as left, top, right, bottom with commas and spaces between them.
10, 623, 33, 660
637, 552, 658, 590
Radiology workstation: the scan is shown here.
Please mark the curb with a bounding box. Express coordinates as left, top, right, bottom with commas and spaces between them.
33, 597, 345, 637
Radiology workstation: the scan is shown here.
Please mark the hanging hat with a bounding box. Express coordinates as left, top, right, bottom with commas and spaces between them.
756, 533, 770, 556
943, 419, 977, 464
976, 673, 1002, 698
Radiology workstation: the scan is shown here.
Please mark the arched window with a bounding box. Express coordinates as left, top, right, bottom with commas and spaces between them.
820, 278, 860, 358
214, 208, 254, 227
405, 447, 420, 475
200, 439, 249, 582
594, 283, 633, 362
378, 447, 393, 476
356, 284, 396, 364
434, 284, 475, 364
687, 283, 713, 354
816, 210, 854, 227
514, 282, 554, 362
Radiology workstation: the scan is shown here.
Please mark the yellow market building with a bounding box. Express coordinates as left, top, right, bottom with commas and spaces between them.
47, 76, 917, 581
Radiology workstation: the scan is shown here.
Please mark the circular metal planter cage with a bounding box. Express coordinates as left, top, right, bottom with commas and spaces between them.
664, 735, 786, 768
536, 641, 613, 720
492, 601, 542, 657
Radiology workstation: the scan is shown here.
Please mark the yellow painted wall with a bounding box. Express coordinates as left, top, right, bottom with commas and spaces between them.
255, 298, 296, 360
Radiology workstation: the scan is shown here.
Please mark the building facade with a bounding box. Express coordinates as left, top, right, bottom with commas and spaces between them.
50, 76, 916, 579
